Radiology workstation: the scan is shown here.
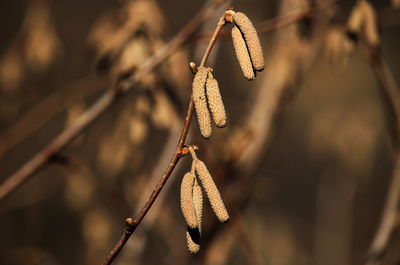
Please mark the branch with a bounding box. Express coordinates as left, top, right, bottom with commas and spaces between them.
101, 12, 228, 265
362, 44, 400, 265
0, 1, 219, 202
0, 0, 344, 164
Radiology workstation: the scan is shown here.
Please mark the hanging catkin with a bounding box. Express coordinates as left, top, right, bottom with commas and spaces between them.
233, 12, 264, 71
206, 70, 226, 128
180, 172, 198, 229
195, 160, 229, 223
192, 67, 212, 138
231, 26, 255, 80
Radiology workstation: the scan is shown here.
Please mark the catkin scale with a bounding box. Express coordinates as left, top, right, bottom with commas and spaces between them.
233, 12, 264, 71
206, 71, 227, 128
180, 172, 198, 229
192, 67, 212, 138
231, 26, 255, 80
195, 160, 229, 223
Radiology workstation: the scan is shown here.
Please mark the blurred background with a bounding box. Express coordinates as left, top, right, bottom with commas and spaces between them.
0, 0, 400, 264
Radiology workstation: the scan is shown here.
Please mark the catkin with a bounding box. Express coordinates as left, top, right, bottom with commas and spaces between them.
180, 172, 198, 229
195, 160, 229, 223
233, 12, 264, 72
231, 26, 255, 80
360, 0, 380, 46
206, 70, 227, 128
192, 67, 212, 138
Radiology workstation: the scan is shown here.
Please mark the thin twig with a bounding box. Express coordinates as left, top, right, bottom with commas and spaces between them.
0, 1, 217, 202
101, 11, 228, 265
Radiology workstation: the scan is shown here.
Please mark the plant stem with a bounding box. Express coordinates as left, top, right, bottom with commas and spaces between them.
101, 11, 229, 265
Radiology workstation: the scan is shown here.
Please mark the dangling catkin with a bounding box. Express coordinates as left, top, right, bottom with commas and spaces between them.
180, 172, 198, 229
231, 26, 255, 80
233, 12, 264, 72
193, 67, 212, 138
195, 160, 229, 223
360, 0, 380, 46
206, 70, 226, 128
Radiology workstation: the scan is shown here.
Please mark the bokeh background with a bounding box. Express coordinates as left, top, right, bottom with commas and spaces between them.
0, 0, 400, 264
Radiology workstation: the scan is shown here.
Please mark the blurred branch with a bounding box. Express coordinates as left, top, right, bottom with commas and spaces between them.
0, 1, 219, 202
101, 11, 229, 265
362, 44, 400, 265
0, 73, 101, 158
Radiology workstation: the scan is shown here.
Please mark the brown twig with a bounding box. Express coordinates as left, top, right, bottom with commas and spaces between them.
101, 11, 228, 265
0, 1, 218, 202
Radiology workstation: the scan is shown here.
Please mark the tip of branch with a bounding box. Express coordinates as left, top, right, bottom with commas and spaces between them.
224, 9, 235, 23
